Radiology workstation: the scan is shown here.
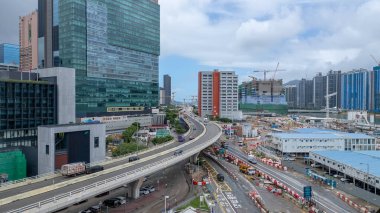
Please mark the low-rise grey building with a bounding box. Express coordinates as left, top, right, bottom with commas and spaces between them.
38, 123, 106, 175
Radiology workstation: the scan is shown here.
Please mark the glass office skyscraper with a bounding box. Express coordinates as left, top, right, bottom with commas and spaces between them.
0, 44, 20, 65
39, 0, 160, 117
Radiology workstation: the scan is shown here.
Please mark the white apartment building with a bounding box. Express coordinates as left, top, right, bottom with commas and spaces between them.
198, 70, 242, 120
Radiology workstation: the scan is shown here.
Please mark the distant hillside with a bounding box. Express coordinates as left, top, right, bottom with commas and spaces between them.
284, 80, 300, 86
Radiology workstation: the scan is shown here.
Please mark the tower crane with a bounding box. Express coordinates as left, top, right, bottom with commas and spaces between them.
252, 63, 286, 81
370, 54, 380, 66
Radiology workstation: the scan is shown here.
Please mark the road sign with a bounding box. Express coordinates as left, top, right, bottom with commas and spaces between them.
303, 186, 312, 200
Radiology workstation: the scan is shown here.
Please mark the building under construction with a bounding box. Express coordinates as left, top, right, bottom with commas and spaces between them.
239, 79, 288, 114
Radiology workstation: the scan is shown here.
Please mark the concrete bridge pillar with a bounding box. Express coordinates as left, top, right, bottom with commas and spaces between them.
128, 178, 144, 199
190, 152, 200, 164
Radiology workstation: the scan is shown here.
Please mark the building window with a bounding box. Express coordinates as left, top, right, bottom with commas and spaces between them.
46, 145, 49, 155
94, 137, 99, 148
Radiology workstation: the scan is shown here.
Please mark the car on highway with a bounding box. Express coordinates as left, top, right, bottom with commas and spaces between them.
103, 198, 121, 208
174, 150, 183, 156
129, 156, 140, 162
86, 165, 104, 174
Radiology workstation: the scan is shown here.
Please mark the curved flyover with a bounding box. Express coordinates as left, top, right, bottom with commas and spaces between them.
1, 115, 222, 213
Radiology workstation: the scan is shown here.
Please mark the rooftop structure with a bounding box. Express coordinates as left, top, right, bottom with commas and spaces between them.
310, 151, 380, 195
269, 128, 376, 156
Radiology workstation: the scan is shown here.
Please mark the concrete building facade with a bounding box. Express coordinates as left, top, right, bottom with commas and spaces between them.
159, 87, 165, 105
0, 64, 19, 72
19, 10, 38, 71
38, 123, 106, 175
198, 70, 241, 120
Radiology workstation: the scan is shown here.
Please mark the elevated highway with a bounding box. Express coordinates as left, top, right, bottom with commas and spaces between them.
0, 114, 222, 213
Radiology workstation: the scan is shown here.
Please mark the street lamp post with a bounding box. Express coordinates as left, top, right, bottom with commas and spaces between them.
360, 163, 370, 191
164, 195, 169, 213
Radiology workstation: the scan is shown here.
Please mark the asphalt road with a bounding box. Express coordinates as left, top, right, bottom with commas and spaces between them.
216, 156, 303, 213
0, 115, 222, 212
227, 145, 355, 213
207, 159, 260, 213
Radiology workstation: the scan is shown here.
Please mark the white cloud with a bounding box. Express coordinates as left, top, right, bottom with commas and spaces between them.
160, 0, 380, 82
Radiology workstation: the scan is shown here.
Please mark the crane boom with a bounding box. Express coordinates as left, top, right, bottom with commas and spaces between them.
370, 54, 380, 66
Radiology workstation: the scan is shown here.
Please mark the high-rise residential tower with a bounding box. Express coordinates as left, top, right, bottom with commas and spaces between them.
373, 66, 380, 112
198, 70, 242, 120
341, 69, 372, 111
297, 79, 314, 109
284, 85, 297, 109
38, 0, 160, 117
163, 74, 171, 105
19, 10, 39, 71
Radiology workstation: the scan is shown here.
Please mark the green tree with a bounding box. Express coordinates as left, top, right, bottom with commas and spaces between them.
152, 135, 174, 145
122, 123, 140, 143
112, 142, 147, 157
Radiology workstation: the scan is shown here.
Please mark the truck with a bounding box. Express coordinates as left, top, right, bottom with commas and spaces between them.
239, 165, 255, 175
61, 162, 86, 176
61, 163, 105, 176
178, 135, 185, 142
248, 154, 257, 164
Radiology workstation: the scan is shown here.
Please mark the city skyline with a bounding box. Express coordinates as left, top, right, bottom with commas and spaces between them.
1, 0, 380, 102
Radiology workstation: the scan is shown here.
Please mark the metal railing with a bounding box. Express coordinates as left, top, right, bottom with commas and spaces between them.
6, 123, 222, 213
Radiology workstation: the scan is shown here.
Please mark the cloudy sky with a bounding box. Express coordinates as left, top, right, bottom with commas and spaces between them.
1, 0, 380, 101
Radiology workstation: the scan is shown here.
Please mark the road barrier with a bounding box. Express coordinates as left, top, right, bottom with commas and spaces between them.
336, 191, 369, 213
248, 191, 268, 213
